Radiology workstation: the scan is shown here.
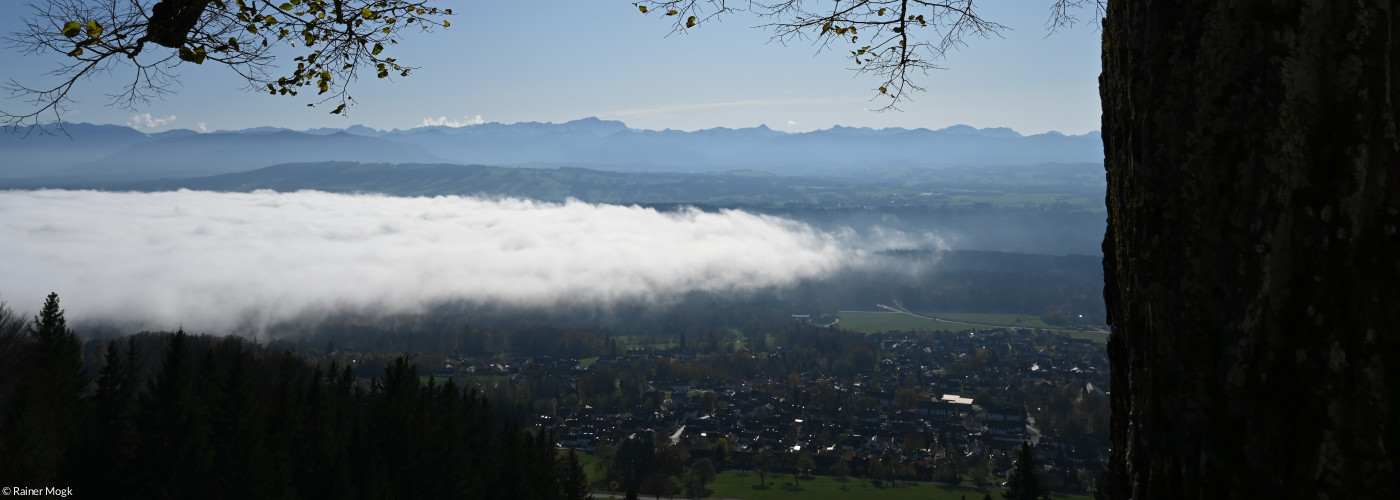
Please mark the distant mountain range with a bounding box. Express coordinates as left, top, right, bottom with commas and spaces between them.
1, 117, 1102, 182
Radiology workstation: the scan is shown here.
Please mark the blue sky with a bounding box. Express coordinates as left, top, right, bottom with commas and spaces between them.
0, 1, 1102, 134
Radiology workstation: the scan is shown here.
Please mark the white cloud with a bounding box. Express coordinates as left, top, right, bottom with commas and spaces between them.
197, 122, 209, 133
787, 120, 798, 126
420, 114, 484, 127
0, 190, 935, 336
127, 113, 177, 130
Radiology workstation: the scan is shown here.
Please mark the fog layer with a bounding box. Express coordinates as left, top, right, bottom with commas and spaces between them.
1, 190, 934, 334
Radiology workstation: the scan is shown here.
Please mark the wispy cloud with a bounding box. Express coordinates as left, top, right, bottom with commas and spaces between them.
420, 114, 484, 127
127, 113, 177, 130
0, 190, 938, 335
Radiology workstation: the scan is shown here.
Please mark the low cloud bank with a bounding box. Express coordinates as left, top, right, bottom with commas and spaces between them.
0, 190, 940, 335
420, 114, 485, 127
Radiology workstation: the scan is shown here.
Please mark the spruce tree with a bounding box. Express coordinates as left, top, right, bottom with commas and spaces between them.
0, 293, 87, 485
1004, 442, 1049, 500
560, 449, 592, 500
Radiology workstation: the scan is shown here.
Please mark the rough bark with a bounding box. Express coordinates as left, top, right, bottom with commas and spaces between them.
1101, 1, 1399, 498
146, 0, 214, 48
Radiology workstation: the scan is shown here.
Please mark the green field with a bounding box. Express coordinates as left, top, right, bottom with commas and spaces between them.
1062, 330, 1111, 343
927, 313, 1060, 330
837, 311, 1108, 343
557, 450, 606, 485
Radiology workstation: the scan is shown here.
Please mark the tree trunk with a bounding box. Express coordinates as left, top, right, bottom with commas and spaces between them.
1100, 1, 1399, 498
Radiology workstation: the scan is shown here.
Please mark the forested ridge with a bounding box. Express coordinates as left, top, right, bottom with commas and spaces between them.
0, 294, 589, 499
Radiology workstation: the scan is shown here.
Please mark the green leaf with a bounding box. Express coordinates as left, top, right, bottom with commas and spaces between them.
61, 21, 82, 38
361, 8, 374, 19
638, 5, 648, 13
666, 10, 678, 16
372, 42, 383, 55
280, 3, 294, 11
66, 47, 84, 57
178, 45, 207, 64
879, 86, 887, 94
686, 16, 696, 28
85, 20, 102, 38
330, 103, 346, 114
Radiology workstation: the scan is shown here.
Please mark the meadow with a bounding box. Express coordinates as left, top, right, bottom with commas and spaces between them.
836, 311, 1107, 343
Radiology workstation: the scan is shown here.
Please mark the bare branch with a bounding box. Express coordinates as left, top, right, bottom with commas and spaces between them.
636, 0, 1099, 111
2, 0, 452, 130
1045, 0, 1105, 35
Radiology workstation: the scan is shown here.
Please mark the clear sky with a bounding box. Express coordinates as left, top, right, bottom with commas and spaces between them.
0, 2, 1102, 134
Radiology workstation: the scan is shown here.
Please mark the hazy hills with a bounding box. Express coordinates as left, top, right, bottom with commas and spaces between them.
75, 160, 1100, 206
1, 117, 1103, 182
1, 119, 1109, 255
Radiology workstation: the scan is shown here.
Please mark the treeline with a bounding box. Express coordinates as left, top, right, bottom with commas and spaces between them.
0, 294, 587, 499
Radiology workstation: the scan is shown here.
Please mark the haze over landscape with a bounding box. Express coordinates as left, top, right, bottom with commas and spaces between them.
0, 2, 1126, 499
2, 117, 1105, 334
1, 2, 1392, 500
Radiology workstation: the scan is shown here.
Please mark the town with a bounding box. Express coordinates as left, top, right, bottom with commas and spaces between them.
361, 319, 1112, 497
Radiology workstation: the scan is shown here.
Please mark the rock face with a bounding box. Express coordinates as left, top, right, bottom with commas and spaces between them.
1100, 1, 1399, 498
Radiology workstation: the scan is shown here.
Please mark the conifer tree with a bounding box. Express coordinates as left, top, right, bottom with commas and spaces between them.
84, 340, 133, 494
0, 293, 87, 485
1004, 442, 1050, 500
140, 329, 214, 496
560, 449, 592, 500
